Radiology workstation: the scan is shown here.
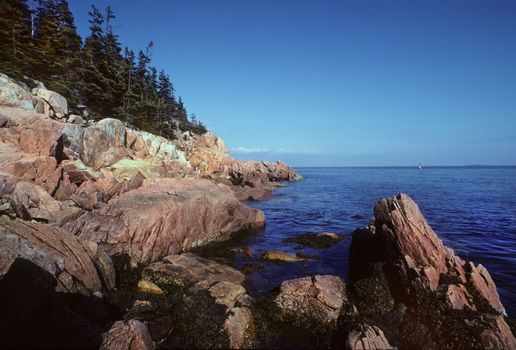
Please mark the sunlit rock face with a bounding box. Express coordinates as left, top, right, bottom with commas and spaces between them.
64, 178, 265, 265
0, 73, 298, 268
349, 193, 516, 350
0, 73, 36, 111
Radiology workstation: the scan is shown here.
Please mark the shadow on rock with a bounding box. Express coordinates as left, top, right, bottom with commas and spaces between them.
0, 258, 120, 349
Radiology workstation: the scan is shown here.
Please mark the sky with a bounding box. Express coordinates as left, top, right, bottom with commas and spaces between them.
68, 0, 516, 166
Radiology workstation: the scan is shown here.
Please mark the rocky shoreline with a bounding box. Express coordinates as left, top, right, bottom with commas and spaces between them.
0, 73, 515, 349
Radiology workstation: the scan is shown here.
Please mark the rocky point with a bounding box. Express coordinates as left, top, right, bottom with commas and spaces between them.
0, 72, 299, 349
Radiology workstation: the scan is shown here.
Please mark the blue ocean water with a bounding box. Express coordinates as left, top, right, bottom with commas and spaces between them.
220, 167, 516, 317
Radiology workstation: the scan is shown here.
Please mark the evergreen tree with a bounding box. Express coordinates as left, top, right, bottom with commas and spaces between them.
158, 70, 175, 133
0, 2, 207, 135
33, 0, 82, 102
102, 6, 123, 114
118, 47, 139, 125
81, 5, 105, 114
0, 0, 37, 79
82, 5, 123, 117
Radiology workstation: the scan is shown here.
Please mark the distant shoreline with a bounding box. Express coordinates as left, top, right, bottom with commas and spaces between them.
292, 165, 516, 169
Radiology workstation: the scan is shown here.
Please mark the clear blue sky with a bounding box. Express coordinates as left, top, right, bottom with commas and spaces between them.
69, 0, 516, 166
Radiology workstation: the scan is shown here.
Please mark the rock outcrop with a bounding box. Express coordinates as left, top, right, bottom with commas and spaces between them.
349, 193, 516, 350
175, 132, 301, 200
0, 216, 115, 295
0, 72, 301, 348
224, 159, 302, 201
65, 178, 265, 265
0, 72, 298, 265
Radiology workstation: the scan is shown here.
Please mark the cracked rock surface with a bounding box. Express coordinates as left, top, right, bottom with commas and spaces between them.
275, 274, 348, 327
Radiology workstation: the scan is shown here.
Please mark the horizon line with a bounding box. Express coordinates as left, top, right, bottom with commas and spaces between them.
288, 165, 516, 168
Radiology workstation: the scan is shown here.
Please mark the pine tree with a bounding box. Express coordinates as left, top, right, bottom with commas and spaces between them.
102, 6, 123, 115
118, 47, 139, 125
157, 70, 177, 137
82, 5, 123, 117
81, 5, 105, 114
33, 0, 82, 102
0, 2, 208, 135
0, 0, 37, 79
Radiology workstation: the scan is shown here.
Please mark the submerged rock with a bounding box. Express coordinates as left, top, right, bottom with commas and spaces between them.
349, 193, 516, 350
241, 262, 264, 275
262, 250, 307, 262
283, 232, 342, 248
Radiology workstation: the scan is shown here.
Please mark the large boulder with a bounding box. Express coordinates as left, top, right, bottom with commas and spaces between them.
126, 129, 188, 163
0, 73, 35, 111
12, 156, 62, 195
16, 114, 63, 158
60, 159, 101, 185
100, 320, 154, 350
82, 118, 128, 170
176, 132, 233, 175
142, 253, 254, 349
10, 181, 82, 225
34, 87, 68, 118
0, 216, 115, 295
64, 177, 265, 265
349, 193, 516, 350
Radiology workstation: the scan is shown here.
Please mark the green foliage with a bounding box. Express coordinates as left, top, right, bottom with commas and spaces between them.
0, 0, 38, 78
0, 0, 207, 137
33, 0, 83, 104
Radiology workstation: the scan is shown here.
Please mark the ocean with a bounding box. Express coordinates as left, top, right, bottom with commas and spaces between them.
207, 166, 516, 317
